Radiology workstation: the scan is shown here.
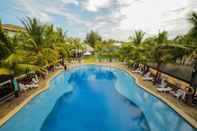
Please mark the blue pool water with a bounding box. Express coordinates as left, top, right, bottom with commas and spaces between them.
0, 65, 196, 131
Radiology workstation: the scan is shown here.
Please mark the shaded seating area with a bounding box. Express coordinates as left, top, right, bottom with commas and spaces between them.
0, 73, 40, 104
131, 65, 196, 106
0, 80, 15, 104
0, 60, 65, 104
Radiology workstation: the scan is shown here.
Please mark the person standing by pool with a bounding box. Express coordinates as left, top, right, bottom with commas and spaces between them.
64, 65, 67, 71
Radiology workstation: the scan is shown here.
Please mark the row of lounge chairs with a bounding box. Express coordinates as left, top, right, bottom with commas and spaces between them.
19, 75, 39, 92
19, 63, 63, 92
132, 67, 190, 102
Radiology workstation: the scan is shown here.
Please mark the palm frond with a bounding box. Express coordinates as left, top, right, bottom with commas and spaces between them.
16, 64, 46, 74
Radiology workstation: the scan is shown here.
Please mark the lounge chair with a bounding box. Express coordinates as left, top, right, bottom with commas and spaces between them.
19, 83, 29, 91
172, 89, 185, 99
158, 80, 167, 88
143, 72, 153, 81
138, 70, 144, 75
32, 78, 39, 84
132, 69, 144, 75
157, 87, 172, 93
26, 83, 38, 89
132, 68, 140, 73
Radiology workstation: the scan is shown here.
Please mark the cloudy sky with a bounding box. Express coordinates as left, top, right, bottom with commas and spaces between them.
0, 0, 197, 40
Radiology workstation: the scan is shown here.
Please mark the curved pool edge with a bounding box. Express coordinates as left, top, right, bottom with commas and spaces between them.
69, 63, 197, 130
0, 69, 64, 127
1, 63, 196, 130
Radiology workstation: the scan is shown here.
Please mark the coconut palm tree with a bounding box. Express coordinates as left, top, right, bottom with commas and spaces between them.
21, 17, 59, 67
0, 20, 43, 76
155, 31, 168, 44
188, 12, 197, 97
189, 12, 197, 42
129, 30, 145, 45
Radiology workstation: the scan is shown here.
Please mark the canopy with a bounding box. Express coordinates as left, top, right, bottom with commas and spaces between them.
83, 51, 92, 56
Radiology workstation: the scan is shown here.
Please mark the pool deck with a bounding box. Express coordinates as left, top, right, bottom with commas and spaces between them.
0, 69, 63, 126
0, 62, 197, 129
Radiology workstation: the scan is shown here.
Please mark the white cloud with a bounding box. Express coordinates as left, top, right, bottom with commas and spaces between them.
62, 0, 79, 6
81, 0, 113, 12
14, 0, 197, 40
118, 0, 189, 36
17, 0, 53, 23
77, 0, 193, 40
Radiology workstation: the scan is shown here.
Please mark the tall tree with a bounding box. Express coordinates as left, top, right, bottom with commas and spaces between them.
129, 30, 145, 45
0, 20, 43, 76
156, 31, 168, 44
21, 17, 59, 67
85, 31, 102, 48
188, 12, 197, 97
189, 12, 197, 42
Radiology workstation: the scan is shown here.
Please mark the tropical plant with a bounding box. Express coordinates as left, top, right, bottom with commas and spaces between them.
129, 30, 145, 45
85, 31, 102, 48
0, 20, 43, 76
21, 17, 60, 67
188, 12, 197, 42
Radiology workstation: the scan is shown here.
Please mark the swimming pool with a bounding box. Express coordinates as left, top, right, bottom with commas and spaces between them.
0, 65, 196, 131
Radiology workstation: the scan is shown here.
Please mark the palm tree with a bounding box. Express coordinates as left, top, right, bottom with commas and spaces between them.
188, 12, 197, 97
0, 20, 43, 76
21, 17, 59, 67
155, 31, 168, 44
129, 30, 145, 45
0, 20, 14, 60
189, 12, 197, 42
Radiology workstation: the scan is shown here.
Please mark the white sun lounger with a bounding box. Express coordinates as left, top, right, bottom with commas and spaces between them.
32, 78, 39, 84
26, 83, 39, 89
138, 70, 144, 75
157, 87, 172, 93
172, 89, 185, 99
132, 69, 140, 73
143, 77, 153, 81
143, 73, 153, 81
19, 83, 29, 91
158, 81, 167, 88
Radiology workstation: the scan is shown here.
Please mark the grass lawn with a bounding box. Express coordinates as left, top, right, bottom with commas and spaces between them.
83, 56, 97, 64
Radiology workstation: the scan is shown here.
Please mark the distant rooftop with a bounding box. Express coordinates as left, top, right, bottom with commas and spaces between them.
2, 24, 26, 32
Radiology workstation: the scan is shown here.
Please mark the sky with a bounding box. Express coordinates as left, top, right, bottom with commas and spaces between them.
0, 0, 197, 40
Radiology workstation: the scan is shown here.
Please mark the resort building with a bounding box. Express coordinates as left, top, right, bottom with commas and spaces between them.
83, 44, 94, 56
2, 24, 25, 37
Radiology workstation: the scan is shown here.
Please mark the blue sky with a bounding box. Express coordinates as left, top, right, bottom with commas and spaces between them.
0, 0, 197, 40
